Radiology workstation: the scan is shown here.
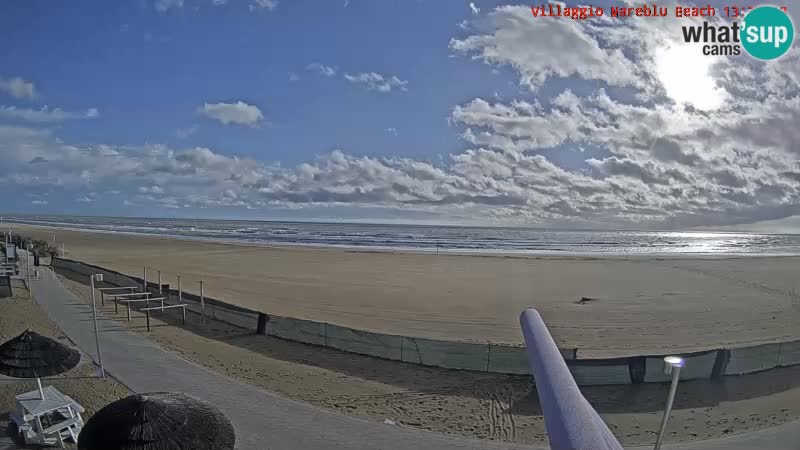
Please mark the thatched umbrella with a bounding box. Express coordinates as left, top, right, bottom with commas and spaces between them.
0, 329, 81, 398
78, 392, 236, 450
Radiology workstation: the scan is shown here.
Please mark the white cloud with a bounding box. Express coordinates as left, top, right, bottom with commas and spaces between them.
0, 106, 99, 123
76, 193, 97, 203
0, 77, 37, 100
139, 185, 165, 195
343, 72, 408, 92
176, 125, 198, 138
155, 0, 183, 13
197, 101, 263, 127
250, 0, 278, 11
4, 2, 799, 228
384, 127, 398, 136
306, 63, 337, 77
469, 2, 480, 14
288, 72, 299, 82
449, 5, 642, 91
31, 200, 48, 205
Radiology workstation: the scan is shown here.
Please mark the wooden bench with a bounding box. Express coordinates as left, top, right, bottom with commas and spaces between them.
141, 304, 188, 331
107, 292, 151, 313
119, 297, 166, 321
41, 416, 81, 447
97, 286, 137, 306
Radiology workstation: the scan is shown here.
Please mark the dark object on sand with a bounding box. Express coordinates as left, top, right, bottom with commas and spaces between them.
0, 329, 81, 397
576, 297, 597, 305
78, 392, 236, 450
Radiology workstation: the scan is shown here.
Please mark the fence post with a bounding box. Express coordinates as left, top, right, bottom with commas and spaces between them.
200, 280, 205, 316
143, 266, 147, 293
158, 270, 162, 295
257, 313, 268, 335
178, 276, 182, 304
146, 309, 151, 332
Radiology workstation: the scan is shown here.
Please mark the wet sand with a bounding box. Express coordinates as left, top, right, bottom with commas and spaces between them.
10, 223, 800, 358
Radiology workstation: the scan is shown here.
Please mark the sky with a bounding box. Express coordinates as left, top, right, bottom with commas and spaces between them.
1, 0, 799, 230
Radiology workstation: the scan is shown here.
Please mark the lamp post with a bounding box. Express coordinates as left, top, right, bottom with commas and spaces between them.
26, 243, 32, 299
90, 273, 106, 378
654, 356, 685, 450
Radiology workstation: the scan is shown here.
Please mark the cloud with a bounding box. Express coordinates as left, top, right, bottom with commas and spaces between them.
469, 2, 480, 14
250, 0, 278, 11
306, 63, 337, 77
3, 2, 799, 229
384, 127, 398, 136
76, 193, 97, 203
176, 125, 198, 138
449, 5, 642, 91
0, 77, 37, 100
31, 200, 48, 205
0, 106, 99, 123
155, 0, 183, 13
197, 101, 263, 127
288, 72, 299, 82
343, 72, 408, 92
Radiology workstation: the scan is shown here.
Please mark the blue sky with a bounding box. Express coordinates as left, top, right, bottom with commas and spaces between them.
2, 0, 521, 163
1, 0, 799, 229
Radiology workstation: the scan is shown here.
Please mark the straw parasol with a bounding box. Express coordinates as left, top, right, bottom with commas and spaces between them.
78, 392, 236, 450
0, 329, 81, 397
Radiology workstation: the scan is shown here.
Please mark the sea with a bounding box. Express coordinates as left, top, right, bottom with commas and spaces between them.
4, 215, 800, 257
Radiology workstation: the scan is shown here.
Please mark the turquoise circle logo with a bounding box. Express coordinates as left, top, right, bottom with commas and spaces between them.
740, 6, 794, 60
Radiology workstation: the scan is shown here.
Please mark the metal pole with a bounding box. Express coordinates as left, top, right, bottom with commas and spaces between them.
143, 266, 147, 293
158, 270, 162, 294
90, 275, 106, 378
178, 275, 182, 303
654, 366, 682, 450
26, 246, 31, 299
200, 280, 205, 316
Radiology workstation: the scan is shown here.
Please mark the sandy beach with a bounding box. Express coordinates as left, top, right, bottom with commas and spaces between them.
9, 223, 800, 358
50, 266, 800, 447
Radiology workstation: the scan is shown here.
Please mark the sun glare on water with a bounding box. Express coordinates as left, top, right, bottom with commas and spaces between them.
654, 43, 728, 111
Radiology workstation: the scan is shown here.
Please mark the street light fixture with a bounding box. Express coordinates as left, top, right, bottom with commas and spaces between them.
654, 355, 685, 450
90, 273, 106, 378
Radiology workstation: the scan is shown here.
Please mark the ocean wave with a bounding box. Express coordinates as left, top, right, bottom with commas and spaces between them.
7, 215, 800, 256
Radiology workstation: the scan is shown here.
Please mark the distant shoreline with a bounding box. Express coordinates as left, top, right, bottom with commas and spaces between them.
3, 219, 797, 260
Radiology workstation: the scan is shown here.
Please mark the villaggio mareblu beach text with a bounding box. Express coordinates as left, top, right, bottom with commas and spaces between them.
530, 3, 788, 20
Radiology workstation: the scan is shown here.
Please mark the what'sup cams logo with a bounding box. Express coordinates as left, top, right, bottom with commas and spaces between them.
681, 6, 794, 59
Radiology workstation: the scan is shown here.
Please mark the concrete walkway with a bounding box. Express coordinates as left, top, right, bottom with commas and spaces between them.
22, 258, 800, 450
